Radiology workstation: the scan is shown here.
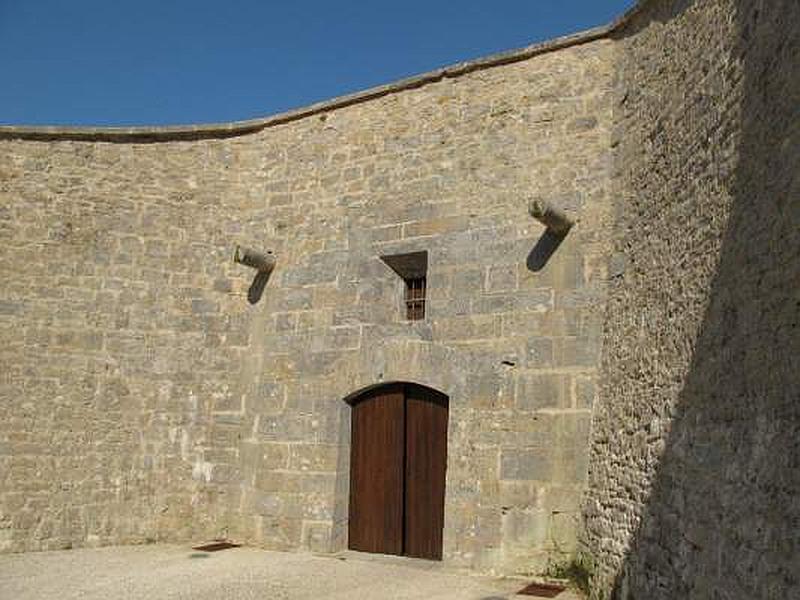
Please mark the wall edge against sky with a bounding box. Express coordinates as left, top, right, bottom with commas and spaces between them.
0, 1, 647, 142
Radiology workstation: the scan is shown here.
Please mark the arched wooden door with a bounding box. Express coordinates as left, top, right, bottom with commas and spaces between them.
348, 383, 448, 560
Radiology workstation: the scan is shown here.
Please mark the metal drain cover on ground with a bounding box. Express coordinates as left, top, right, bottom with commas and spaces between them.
192, 541, 241, 552
516, 581, 566, 597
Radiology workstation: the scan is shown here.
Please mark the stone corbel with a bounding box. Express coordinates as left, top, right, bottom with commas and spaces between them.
526, 199, 575, 272
528, 199, 575, 236
234, 246, 276, 304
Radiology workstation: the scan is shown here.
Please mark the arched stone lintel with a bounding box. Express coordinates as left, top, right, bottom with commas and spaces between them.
342, 380, 449, 406
330, 340, 470, 408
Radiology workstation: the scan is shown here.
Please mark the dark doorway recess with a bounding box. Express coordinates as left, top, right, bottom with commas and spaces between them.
347, 383, 448, 560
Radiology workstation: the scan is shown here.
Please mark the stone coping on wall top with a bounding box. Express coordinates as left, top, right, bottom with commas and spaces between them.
0, 1, 649, 143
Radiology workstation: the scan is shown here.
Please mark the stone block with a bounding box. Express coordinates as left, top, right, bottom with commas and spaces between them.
566, 116, 598, 133
212, 278, 233, 293
553, 446, 589, 484
516, 373, 567, 410
432, 315, 500, 341
473, 411, 557, 448
525, 337, 555, 367
541, 486, 582, 513
288, 444, 339, 472
554, 336, 601, 367
256, 471, 336, 495
256, 414, 312, 442
501, 507, 550, 547
302, 521, 333, 553
498, 480, 543, 510
250, 382, 285, 414
309, 327, 361, 352
549, 511, 579, 552
273, 312, 296, 333
464, 371, 515, 409
283, 493, 335, 520
404, 216, 469, 239
471, 294, 517, 314
555, 411, 592, 443
0, 301, 23, 316
257, 517, 303, 550
500, 448, 553, 481
282, 264, 338, 287
485, 264, 518, 292
573, 375, 597, 408
273, 288, 313, 311
191, 298, 219, 314
262, 444, 290, 470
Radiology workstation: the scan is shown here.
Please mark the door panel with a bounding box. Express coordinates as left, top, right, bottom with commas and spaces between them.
348, 383, 448, 560
404, 386, 448, 560
348, 385, 405, 555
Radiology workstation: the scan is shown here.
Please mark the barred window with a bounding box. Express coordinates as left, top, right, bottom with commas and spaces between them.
380, 250, 428, 322
404, 276, 426, 321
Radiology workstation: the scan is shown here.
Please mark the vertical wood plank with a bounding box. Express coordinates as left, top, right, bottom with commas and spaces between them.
404, 385, 448, 560
348, 385, 405, 555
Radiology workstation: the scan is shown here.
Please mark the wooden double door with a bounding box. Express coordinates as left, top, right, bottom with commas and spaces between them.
348, 383, 449, 560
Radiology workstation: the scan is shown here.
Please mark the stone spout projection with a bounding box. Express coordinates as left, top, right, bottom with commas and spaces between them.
234, 246, 276, 304
528, 199, 575, 236
234, 246, 276, 274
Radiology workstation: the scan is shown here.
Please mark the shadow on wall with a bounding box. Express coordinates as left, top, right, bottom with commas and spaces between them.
606, 1, 800, 598
526, 229, 568, 272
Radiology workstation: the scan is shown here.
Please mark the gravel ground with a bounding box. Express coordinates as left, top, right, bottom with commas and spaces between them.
0, 544, 581, 599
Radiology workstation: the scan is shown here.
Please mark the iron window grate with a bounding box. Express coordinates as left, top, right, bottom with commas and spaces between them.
405, 276, 426, 321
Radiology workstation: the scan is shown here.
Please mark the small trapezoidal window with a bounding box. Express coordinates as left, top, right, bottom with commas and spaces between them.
405, 276, 426, 321
380, 250, 428, 322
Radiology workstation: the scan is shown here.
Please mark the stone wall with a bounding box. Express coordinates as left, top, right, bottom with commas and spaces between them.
583, 0, 800, 598
0, 137, 266, 551
0, 34, 616, 573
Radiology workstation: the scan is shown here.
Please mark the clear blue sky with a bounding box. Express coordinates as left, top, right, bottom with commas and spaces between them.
0, 1, 635, 127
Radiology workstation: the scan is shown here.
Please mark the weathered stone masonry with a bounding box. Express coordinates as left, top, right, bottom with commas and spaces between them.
1, 0, 797, 593
583, 0, 799, 598
0, 28, 615, 574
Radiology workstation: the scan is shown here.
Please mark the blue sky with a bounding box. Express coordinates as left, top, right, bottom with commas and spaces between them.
0, 1, 635, 127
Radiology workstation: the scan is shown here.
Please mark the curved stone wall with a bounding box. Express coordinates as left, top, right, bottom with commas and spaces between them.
0, 31, 616, 574
5, 0, 793, 587
583, 0, 799, 597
